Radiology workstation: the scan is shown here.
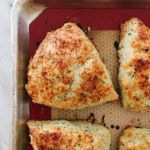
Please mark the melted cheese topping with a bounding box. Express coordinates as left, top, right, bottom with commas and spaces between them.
119, 128, 150, 150
27, 120, 111, 150
118, 18, 150, 111
26, 23, 118, 109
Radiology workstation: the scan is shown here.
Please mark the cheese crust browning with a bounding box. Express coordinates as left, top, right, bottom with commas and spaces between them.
119, 127, 150, 150
118, 18, 150, 111
27, 120, 111, 150
26, 23, 118, 109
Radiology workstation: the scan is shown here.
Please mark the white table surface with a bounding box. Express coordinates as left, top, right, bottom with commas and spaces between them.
0, 0, 15, 149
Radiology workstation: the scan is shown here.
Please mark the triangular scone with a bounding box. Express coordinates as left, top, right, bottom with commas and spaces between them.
118, 18, 150, 111
119, 127, 150, 150
26, 23, 118, 110
27, 120, 111, 150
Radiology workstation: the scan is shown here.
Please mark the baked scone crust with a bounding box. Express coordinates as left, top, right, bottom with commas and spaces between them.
119, 127, 150, 150
27, 120, 111, 150
26, 23, 118, 109
118, 18, 150, 111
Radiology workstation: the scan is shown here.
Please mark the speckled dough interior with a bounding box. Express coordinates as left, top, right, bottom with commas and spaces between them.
51, 30, 150, 150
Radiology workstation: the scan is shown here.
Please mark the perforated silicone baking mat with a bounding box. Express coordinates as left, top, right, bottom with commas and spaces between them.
29, 9, 150, 150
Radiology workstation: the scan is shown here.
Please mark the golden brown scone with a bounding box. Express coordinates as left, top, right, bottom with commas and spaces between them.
119, 127, 150, 150
27, 120, 111, 150
118, 18, 150, 111
26, 23, 118, 110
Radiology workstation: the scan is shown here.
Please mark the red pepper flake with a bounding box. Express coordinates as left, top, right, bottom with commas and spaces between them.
63, 76, 73, 84
57, 60, 67, 70
41, 71, 47, 77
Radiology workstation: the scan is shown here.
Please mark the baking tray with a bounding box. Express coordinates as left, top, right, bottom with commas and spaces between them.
11, 0, 150, 150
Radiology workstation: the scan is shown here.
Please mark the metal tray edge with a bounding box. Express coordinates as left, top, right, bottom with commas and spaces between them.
11, 0, 46, 149
11, 0, 20, 149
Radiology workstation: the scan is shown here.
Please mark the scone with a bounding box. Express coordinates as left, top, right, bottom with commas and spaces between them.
118, 18, 150, 111
26, 23, 118, 110
27, 120, 111, 150
119, 127, 150, 150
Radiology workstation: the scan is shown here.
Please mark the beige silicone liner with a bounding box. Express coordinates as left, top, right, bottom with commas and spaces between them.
51, 30, 150, 150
